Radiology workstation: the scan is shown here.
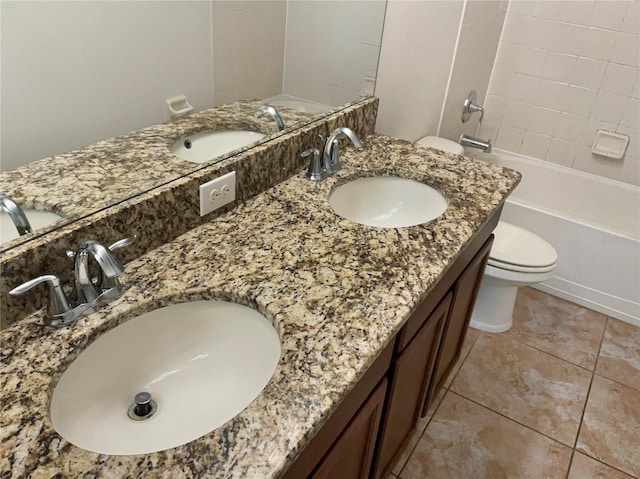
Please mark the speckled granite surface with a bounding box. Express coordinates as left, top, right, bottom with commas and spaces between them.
0, 98, 378, 327
0, 98, 317, 251
0, 134, 520, 478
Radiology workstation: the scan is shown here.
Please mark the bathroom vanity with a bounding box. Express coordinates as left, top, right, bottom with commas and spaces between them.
0, 117, 519, 476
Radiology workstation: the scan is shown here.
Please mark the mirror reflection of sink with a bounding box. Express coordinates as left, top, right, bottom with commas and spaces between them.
170, 130, 266, 163
50, 300, 281, 455
0, 210, 63, 245
329, 176, 448, 228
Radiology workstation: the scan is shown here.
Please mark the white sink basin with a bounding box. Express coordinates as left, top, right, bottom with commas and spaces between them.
171, 130, 266, 163
50, 301, 281, 455
0, 209, 63, 245
329, 176, 448, 228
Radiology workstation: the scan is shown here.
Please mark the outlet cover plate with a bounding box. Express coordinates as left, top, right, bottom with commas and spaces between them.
199, 171, 236, 216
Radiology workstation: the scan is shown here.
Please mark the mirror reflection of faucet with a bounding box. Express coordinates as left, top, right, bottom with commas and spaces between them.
254, 104, 285, 131
9, 235, 136, 327
0, 193, 33, 236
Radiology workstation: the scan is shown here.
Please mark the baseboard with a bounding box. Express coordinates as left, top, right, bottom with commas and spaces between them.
533, 276, 640, 328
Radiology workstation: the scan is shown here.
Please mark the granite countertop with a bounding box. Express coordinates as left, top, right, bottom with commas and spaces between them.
0, 99, 315, 245
0, 134, 520, 478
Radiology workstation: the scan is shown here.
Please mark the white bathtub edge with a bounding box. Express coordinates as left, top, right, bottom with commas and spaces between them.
534, 278, 640, 328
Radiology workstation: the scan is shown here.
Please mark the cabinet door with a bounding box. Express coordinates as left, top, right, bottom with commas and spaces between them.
311, 378, 387, 479
423, 236, 493, 416
372, 293, 452, 479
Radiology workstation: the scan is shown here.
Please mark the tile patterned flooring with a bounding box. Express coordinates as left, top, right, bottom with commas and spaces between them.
390, 287, 640, 479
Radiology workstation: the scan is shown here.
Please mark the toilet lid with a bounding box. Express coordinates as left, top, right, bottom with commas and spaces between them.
489, 221, 558, 269
416, 136, 465, 155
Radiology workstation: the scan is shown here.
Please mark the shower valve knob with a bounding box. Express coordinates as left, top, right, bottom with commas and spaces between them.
462, 90, 485, 123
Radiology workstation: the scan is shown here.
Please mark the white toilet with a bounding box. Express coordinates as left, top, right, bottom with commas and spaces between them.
415, 135, 558, 333
470, 221, 557, 332
416, 135, 465, 155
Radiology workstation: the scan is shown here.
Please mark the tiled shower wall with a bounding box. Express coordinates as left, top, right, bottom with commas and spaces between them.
283, 1, 386, 107
479, 0, 639, 186
438, 1, 508, 142
212, 0, 385, 109
212, 1, 287, 106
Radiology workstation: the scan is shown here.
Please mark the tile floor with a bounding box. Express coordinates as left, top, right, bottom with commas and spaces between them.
390, 287, 640, 479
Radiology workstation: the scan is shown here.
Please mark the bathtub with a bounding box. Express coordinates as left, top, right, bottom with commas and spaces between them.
470, 149, 640, 327
264, 94, 333, 114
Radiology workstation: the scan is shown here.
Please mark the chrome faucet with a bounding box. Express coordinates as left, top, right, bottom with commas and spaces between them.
9, 235, 135, 327
459, 134, 492, 153
72, 240, 125, 303
254, 104, 285, 131
302, 147, 323, 181
0, 193, 32, 236
322, 127, 362, 175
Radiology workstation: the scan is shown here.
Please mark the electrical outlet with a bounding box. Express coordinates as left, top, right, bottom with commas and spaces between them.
199, 171, 236, 216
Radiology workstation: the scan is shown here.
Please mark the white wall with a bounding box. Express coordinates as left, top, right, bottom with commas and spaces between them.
212, 1, 286, 106
480, 0, 639, 186
374, 0, 464, 141
283, 0, 386, 107
1, 1, 215, 170
438, 1, 508, 141
1, 0, 380, 171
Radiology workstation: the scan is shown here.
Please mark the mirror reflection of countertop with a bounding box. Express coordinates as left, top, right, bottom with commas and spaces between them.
0, 135, 520, 478
0, 99, 317, 247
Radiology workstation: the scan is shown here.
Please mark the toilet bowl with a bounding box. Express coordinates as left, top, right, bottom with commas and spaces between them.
412, 137, 558, 333
470, 221, 558, 333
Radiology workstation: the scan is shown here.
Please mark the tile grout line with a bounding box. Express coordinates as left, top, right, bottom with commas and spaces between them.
448, 390, 574, 450
396, 335, 481, 478
564, 315, 611, 479
505, 333, 597, 373
591, 371, 640, 394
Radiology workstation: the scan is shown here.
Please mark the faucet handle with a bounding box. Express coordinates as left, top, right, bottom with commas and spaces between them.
108, 235, 137, 252
462, 90, 485, 123
9, 275, 73, 317
66, 235, 137, 261
302, 148, 323, 181
99, 235, 136, 290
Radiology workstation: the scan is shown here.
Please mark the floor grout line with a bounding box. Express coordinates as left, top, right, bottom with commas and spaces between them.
590, 371, 640, 393
394, 289, 640, 479
394, 334, 481, 478
505, 334, 598, 373
448, 390, 574, 449
564, 315, 611, 479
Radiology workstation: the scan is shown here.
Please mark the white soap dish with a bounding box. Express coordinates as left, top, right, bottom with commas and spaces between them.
591, 130, 629, 160
166, 95, 194, 120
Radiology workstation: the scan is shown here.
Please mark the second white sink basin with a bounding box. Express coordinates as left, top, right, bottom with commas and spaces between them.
329, 177, 448, 228
50, 301, 281, 455
0, 209, 63, 245
171, 130, 266, 163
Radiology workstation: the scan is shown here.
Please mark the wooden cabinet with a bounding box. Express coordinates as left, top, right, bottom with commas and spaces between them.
311, 378, 387, 479
372, 293, 451, 479
282, 345, 393, 479
285, 213, 499, 479
423, 236, 493, 415
372, 235, 494, 477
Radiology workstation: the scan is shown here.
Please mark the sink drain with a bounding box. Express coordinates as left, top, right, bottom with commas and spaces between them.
128, 392, 157, 421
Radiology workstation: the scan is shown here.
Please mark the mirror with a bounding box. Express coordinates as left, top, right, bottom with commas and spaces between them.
0, 0, 386, 252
